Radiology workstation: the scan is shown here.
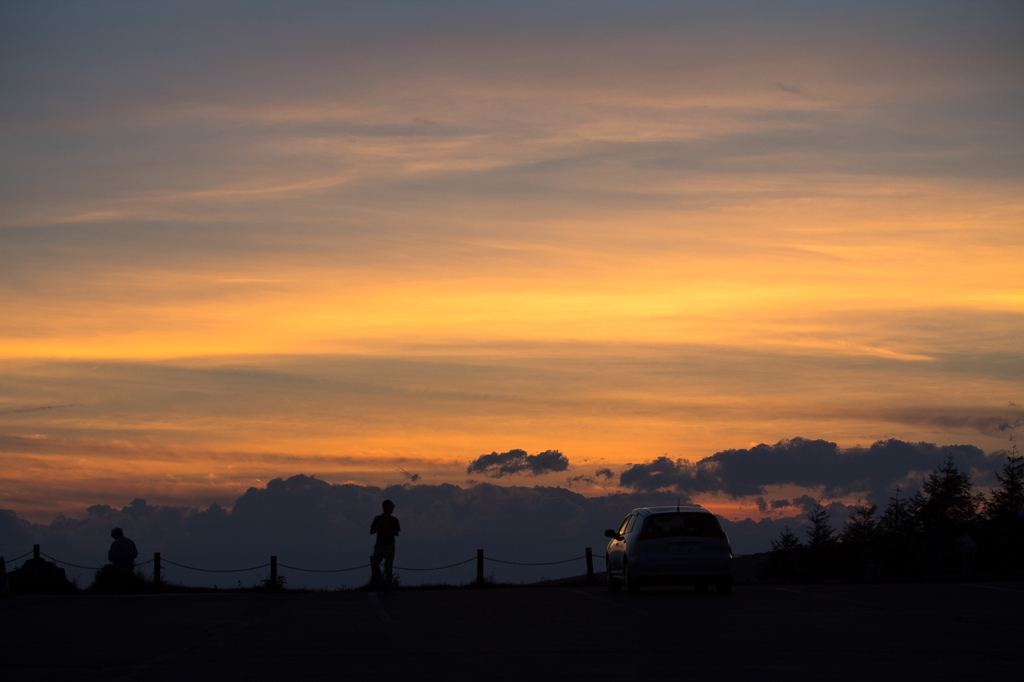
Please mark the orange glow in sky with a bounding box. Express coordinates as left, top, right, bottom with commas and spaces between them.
1, 2, 1021, 521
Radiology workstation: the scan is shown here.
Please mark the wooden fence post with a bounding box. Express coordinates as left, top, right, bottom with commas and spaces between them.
33, 544, 40, 561
585, 547, 594, 584
153, 552, 161, 584
270, 556, 277, 587
476, 549, 484, 585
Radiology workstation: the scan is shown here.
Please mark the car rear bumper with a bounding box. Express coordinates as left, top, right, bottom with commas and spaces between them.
634, 572, 732, 586
630, 557, 729, 569
629, 556, 732, 580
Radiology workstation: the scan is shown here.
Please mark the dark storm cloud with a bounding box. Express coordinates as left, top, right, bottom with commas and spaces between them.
466, 449, 569, 478
770, 499, 792, 510
619, 437, 997, 503
595, 468, 614, 479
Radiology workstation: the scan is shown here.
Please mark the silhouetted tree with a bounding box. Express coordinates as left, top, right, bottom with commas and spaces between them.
877, 485, 915, 579
803, 501, 837, 581
841, 504, 881, 581
913, 454, 984, 528
879, 485, 914, 538
805, 501, 837, 550
980, 445, 1024, 580
771, 525, 802, 554
760, 525, 802, 583
986, 446, 1024, 520
841, 504, 879, 547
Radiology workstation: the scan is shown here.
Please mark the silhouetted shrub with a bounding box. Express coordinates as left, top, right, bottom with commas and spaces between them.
8, 558, 77, 595
88, 568, 150, 594
258, 574, 287, 591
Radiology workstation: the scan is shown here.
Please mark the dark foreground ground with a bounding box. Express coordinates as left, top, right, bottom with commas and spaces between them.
2, 582, 1022, 681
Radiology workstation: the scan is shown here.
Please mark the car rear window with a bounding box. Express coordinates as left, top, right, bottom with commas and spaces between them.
640, 513, 722, 538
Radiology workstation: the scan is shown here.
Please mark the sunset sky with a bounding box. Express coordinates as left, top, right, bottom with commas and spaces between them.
2, 1, 1021, 523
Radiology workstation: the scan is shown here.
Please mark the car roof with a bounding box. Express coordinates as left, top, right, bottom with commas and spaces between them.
631, 505, 712, 515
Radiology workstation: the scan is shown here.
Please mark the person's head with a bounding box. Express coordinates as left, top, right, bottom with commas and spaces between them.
382, 500, 395, 514
111, 527, 124, 539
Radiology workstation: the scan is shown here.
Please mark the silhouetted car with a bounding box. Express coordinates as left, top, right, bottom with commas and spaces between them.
605, 505, 733, 594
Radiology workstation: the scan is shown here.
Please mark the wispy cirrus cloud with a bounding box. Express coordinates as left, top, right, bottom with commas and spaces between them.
1, 1, 1021, 519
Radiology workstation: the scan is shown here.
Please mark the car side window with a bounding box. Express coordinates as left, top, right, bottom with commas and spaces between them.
625, 514, 639, 534
617, 514, 631, 535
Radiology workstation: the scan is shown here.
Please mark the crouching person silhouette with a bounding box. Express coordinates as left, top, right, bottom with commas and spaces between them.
370, 500, 400, 592
106, 527, 138, 574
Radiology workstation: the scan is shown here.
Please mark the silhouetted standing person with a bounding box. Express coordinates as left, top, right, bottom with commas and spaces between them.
107, 527, 138, 574
370, 500, 400, 591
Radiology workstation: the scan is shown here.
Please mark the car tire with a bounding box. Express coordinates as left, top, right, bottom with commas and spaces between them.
607, 566, 621, 591
716, 577, 732, 595
624, 560, 640, 594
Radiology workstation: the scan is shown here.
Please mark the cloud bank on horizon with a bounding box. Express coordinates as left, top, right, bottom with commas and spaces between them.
1, 436, 1013, 588
0, 1, 1021, 518
616, 438, 999, 503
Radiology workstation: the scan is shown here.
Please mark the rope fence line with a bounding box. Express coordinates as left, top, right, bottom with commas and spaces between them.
3, 551, 34, 563
14, 552, 600, 573
162, 559, 271, 573
40, 552, 105, 571
394, 557, 477, 572
278, 557, 479, 573
278, 563, 370, 573
485, 555, 587, 566
10, 546, 608, 584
